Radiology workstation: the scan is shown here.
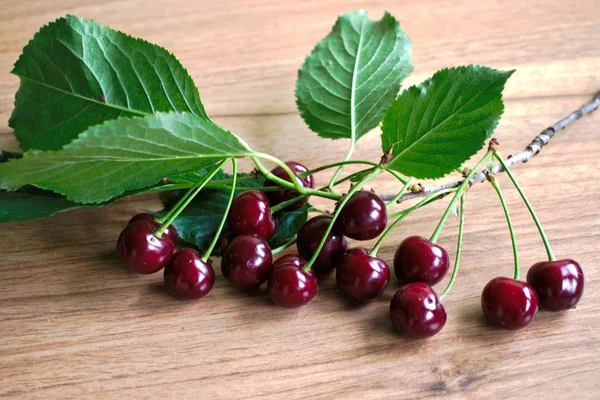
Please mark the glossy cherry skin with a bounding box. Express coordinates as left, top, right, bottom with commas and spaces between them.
390, 283, 447, 339
527, 259, 584, 311
128, 212, 178, 244
336, 248, 390, 302
268, 265, 318, 308
117, 220, 175, 274
227, 190, 277, 240
296, 215, 349, 275
164, 249, 215, 300
481, 277, 539, 330
221, 235, 273, 289
264, 161, 315, 211
336, 191, 387, 240
273, 254, 307, 270
393, 236, 450, 286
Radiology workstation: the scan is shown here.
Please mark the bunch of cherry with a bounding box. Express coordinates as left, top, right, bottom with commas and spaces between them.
117, 160, 585, 339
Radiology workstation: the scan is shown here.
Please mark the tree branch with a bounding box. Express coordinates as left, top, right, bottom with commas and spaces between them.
381, 91, 600, 204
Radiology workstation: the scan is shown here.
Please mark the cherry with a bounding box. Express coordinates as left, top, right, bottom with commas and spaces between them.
164, 248, 215, 300
221, 235, 273, 289
393, 236, 450, 286
268, 264, 318, 308
273, 254, 307, 270
481, 277, 539, 330
296, 215, 349, 275
390, 283, 447, 339
227, 190, 277, 239
264, 161, 314, 211
336, 190, 387, 240
117, 220, 175, 274
336, 248, 390, 302
128, 212, 178, 244
527, 259, 584, 311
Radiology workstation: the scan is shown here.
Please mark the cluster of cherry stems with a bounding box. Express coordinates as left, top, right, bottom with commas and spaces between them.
116, 149, 584, 339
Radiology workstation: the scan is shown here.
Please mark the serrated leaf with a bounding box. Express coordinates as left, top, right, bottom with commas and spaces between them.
296, 10, 412, 144
0, 112, 253, 204
381, 66, 514, 179
11, 15, 208, 151
0, 188, 87, 223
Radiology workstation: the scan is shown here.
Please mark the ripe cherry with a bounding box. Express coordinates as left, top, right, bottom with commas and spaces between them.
227, 190, 277, 239
393, 236, 450, 286
221, 235, 273, 289
273, 254, 307, 270
336, 190, 387, 240
268, 264, 318, 308
527, 259, 584, 311
117, 220, 175, 274
481, 277, 539, 330
128, 212, 178, 244
296, 215, 349, 275
164, 249, 215, 300
390, 283, 447, 339
264, 161, 314, 211
336, 248, 390, 302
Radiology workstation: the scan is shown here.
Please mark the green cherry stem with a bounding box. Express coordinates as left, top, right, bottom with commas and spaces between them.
439, 194, 466, 300
430, 152, 493, 244
489, 174, 520, 280
302, 160, 378, 176
201, 158, 238, 262
326, 141, 356, 191
253, 153, 304, 192
370, 188, 456, 257
270, 195, 307, 213
494, 152, 556, 262
304, 168, 383, 272
386, 177, 415, 210
271, 238, 298, 255
155, 160, 228, 238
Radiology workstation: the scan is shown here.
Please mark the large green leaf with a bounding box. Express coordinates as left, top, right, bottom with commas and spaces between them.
381, 66, 514, 179
10, 15, 208, 151
0, 112, 253, 204
0, 188, 86, 223
296, 10, 412, 143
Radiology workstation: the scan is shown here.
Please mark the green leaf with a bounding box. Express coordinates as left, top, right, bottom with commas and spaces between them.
296, 10, 412, 144
0, 188, 86, 223
0, 112, 253, 204
381, 66, 514, 179
10, 15, 208, 151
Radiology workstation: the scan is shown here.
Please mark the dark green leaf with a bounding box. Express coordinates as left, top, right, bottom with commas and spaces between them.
296, 10, 412, 143
381, 66, 514, 179
11, 15, 208, 151
0, 112, 253, 204
0, 187, 87, 223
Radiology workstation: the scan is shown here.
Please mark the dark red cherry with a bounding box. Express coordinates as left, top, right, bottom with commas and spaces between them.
117, 221, 175, 274
390, 283, 446, 339
336, 248, 390, 302
221, 235, 273, 289
227, 190, 277, 239
336, 190, 387, 240
128, 212, 178, 244
164, 248, 215, 300
296, 215, 349, 275
394, 236, 450, 286
273, 254, 307, 270
527, 259, 584, 311
264, 161, 314, 211
481, 277, 539, 330
268, 265, 318, 308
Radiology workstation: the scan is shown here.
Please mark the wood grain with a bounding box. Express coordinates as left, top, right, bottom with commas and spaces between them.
1, 1, 599, 398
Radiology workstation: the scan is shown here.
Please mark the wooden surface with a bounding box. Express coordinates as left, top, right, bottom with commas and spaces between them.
1, 1, 599, 398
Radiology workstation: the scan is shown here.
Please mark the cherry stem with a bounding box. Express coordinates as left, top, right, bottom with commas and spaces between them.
303, 168, 383, 272
155, 160, 228, 238
386, 177, 414, 210
489, 174, 520, 280
440, 194, 465, 300
494, 152, 556, 262
271, 238, 297, 255
370, 188, 456, 257
270, 195, 307, 214
327, 141, 356, 191
301, 160, 378, 176
201, 159, 238, 262
430, 152, 493, 244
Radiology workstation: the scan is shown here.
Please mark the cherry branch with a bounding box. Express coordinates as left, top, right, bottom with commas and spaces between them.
381, 91, 600, 204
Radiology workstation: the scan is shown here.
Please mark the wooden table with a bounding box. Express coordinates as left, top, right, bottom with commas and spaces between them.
1, 1, 599, 398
